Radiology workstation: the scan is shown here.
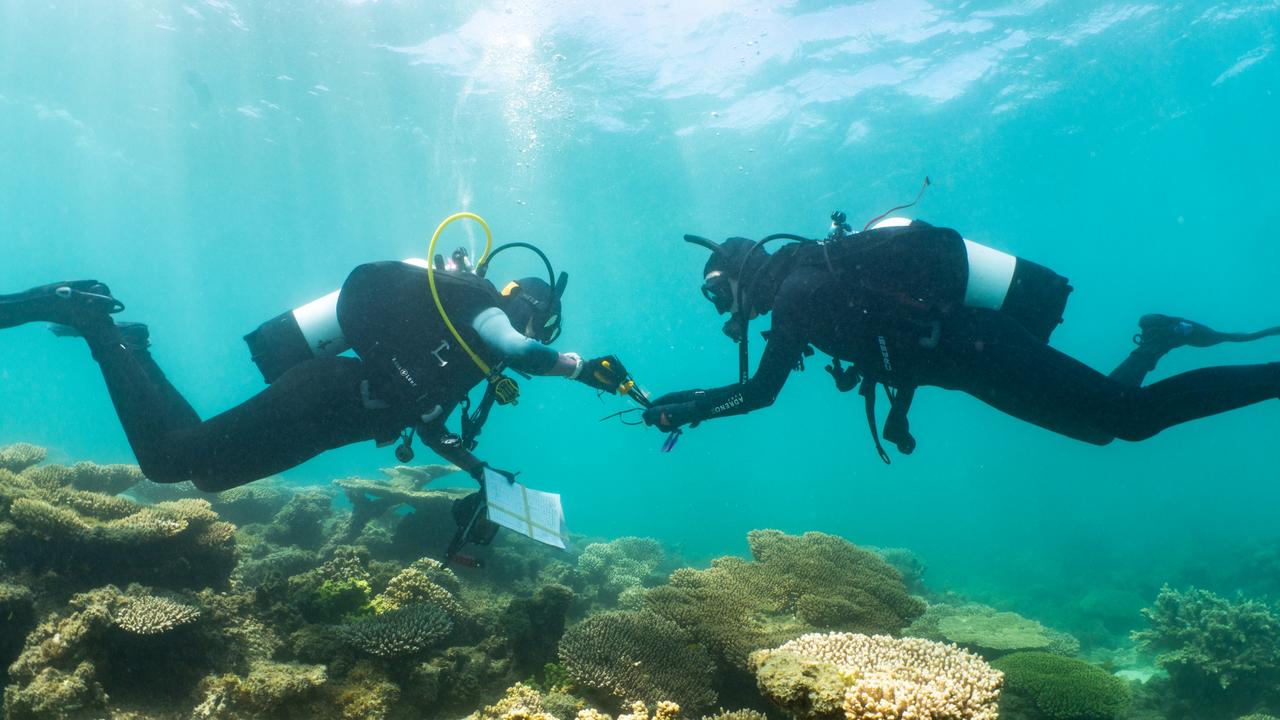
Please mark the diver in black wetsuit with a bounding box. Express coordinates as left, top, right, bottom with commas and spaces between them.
0, 259, 632, 492
642, 216, 1280, 460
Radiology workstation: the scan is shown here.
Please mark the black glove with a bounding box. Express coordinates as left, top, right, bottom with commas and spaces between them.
642, 402, 701, 431
468, 463, 519, 484
577, 354, 631, 394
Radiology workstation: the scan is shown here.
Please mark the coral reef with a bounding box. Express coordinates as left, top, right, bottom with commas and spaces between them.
0, 465, 237, 590
991, 651, 1129, 720
906, 603, 1080, 658
749, 632, 1002, 720
1132, 586, 1280, 715
558, 610, 717, 712
6, 440, 1247, 720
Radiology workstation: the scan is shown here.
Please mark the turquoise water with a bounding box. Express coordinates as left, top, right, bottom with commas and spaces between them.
2, 0, 1278, 636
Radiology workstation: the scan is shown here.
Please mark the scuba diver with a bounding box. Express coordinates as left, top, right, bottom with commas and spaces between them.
0, 217, 634, 494
642, 210, 1280, 461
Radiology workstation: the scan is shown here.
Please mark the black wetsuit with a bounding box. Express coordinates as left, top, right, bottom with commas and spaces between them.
658, 223, 1280, 447
61, 262, 534, 491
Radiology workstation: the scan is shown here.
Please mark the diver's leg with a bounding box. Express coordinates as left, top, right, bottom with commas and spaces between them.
141, 356, 391, 491
927, 310, 1280, 444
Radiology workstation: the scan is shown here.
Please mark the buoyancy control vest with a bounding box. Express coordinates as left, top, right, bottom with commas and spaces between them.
786, 217, 1073, 461
336, 261, 503, 420
809, 217, 1072, 349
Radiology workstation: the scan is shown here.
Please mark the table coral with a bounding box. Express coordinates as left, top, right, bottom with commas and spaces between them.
906, 603, 1079, 658
558, 610, 717, 712
750, 632, 1002, 720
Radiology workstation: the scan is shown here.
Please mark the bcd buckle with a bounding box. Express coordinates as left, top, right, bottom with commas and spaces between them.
491, 374, 520, 405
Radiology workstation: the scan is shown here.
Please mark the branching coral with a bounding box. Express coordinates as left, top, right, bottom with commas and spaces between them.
558, 610, 717, 712
23, 461, 146, 495
577, 537, 666, 605
0, 443, 47, 473
991, 652, 1129, 720
114, 595, 202, 635
344, 603, 454, 658
645, 531, 923, 671
749, 632, 1002, 720
1133, 586, 1280, 714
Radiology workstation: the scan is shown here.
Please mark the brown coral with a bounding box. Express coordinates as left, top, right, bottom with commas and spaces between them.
750, 632, 1003, 720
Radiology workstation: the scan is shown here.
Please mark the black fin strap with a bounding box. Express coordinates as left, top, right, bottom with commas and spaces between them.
860, 382, 891, 465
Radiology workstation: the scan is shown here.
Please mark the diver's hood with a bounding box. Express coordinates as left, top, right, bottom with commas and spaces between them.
501, 276, 564, 344
686, 235, 768, 281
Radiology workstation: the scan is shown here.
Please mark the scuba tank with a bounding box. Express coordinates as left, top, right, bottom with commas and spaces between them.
869, 217, 1071, 343
243, 258, 430, 384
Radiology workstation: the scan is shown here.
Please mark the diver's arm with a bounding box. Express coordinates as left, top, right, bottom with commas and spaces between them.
471, 307, 578, 376
417, 419, 485, 477
645, 329, 804, 429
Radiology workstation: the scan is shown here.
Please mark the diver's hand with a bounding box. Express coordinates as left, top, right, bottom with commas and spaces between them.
642, 402, 700, 431
576, 355, 631, 394
469, 463, 520, 484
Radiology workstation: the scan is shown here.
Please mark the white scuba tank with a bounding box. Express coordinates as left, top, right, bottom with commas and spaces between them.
869, 216, 1071, 342
243, 258, 431, 384
870, 216, 1017, 311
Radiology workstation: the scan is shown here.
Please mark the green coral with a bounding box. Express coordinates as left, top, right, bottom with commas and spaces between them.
992, 652, 1129, 720
311, 577, 375, 622
645, 530, 922, 670
1134, 586, 1280, 692
558, 610, 717, 712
